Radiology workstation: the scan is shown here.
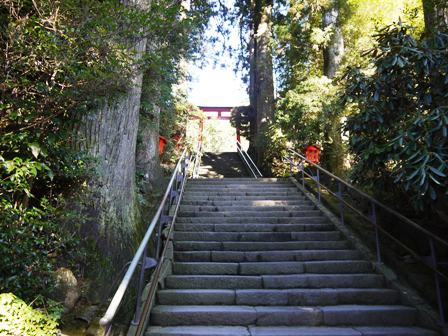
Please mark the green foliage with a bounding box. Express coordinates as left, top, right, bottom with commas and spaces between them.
230, 106, 254, 139
343, 22, 448, 207
276, 76, 336, 146
0, 195, 82, 301
0, 293, 59, 336
341, 0, 424, 67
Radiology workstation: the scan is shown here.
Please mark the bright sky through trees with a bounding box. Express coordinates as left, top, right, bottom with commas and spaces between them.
187, 3, 249, 107
188, 63, 249, 106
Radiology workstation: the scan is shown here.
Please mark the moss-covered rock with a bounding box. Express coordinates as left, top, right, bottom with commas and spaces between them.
0, 293, 59, 336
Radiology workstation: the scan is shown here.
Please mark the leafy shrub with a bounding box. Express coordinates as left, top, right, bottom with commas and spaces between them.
0, 196, 82, 301
343, 22, 448, 208
0, 293, 59, 336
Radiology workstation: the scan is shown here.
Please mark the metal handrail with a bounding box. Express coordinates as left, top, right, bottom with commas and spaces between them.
285, 148, 448, 329
133, 157, 189, 336
190, 141, 202, 178
99, 148, 189, 333
236, 140, 263, 178
288, 148, 448, 248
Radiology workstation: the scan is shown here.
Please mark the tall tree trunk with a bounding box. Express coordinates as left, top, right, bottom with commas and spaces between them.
322, 1, 345, 177
423, 0, 448, 35
136, 65, 162, 198
74, 1, 149, 291
248, 0, 274, 168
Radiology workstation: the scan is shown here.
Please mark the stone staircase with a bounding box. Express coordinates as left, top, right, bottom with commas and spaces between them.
198, 152, 250, 178
146, 178, 437, 336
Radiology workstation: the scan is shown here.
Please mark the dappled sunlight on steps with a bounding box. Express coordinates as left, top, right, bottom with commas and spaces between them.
146, 178, 438, 336
198, 152, 250, 178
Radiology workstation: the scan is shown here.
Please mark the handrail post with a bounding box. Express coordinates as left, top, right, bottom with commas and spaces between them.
289, 158, 292, 177
316, 169, 321, 203
429, 237, 446, 328
337, 182, 344, 225
131, 247, 148, 326
371, 202, 381, 264
300, 162, 305, 189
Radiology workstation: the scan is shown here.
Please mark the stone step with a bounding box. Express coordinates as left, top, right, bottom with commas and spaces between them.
185, 188, 298, 194
184, 191, 301, 197
182, 195, 306, 201
172, 261, 372, 275
174, 240, 350, 251
146, 326, 437, 336
150, 305, 416, 326
179, 205, 315, 213
188, 178, 290, 183
185, 183, 297, 191
174, 231, 341, 242
181, 200, 308, 206
174, 223, 335, 233
176, 216, 325, 224
157, 288, 399, 306
174, 250, 362, 262
178, 211, 322, 218
165, 274, 384, 289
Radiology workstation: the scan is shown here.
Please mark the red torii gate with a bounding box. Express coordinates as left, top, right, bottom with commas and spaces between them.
198, 106, 232, 120
197, 106, 241, 142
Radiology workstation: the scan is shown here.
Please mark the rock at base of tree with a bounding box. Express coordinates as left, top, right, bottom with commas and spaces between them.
53, 267, 80, 312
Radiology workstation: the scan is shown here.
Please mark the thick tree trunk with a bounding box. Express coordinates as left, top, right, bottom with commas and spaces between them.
322, 2, 345, 177
248, 0, 274, 167
323, 6, 344, 79
136, 61, 162, 197
423, 0, 448, 34
74, 1, 149, 288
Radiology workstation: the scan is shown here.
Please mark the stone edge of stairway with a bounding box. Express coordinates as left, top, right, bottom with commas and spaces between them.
287, 176, 441, 332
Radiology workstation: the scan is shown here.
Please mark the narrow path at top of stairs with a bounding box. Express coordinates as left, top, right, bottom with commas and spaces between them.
198, 152, 250, 178
146, 178, 438, 336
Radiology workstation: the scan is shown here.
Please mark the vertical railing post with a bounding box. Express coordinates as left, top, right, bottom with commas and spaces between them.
300, 162, 305, 189
429, 237, 446, 328
371, 202, 381, 263
337, 182, 344, 225
316, 168, 321, 203
131, 247, 147, 325
155, 214, 163, 260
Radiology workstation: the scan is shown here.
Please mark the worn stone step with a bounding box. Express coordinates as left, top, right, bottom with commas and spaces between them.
188, 178, 290, 183
182, 195, 306, 201
157, 288, 399, 306
146, 326, 437, 336
179, 205, 315, 213
185, 192, 302, 197
174, 223, 334, 233
174, 231, 341, 242
181, 200, 308, 206
185, 184, 298, 193
249, 326, 438, 336
174, 250, 362, 262
165, 274, 384, 289
176, 216, 325, 224
146, 325, 250, 336
174, 240, 350, 252
172, 261, 371, 275
178, 211, 322, 219
150, 305, 416, 326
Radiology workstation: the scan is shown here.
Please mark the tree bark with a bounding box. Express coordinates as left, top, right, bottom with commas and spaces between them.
248, 0, 275, 167
136, 55, 162, 198
322, 1, 345, 177
74, 1, 149, 287
423, 0, 448, 34
323, 5, 344, 79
